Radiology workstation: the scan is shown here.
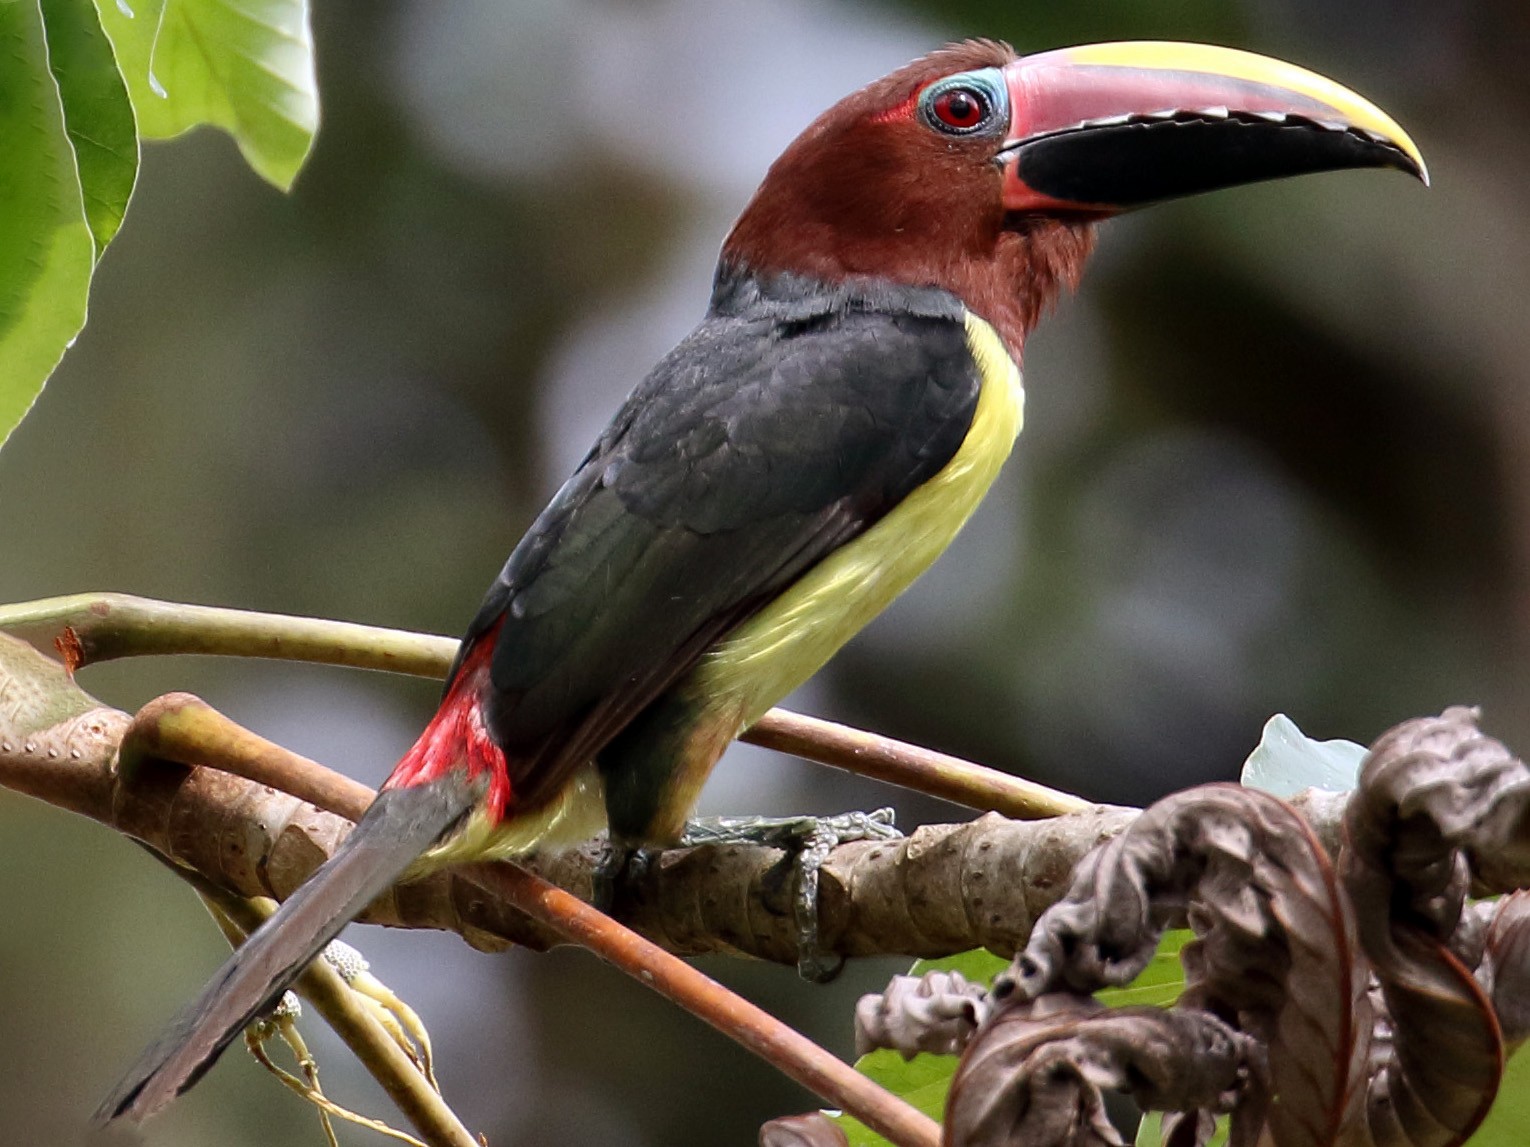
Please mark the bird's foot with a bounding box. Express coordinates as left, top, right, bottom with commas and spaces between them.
592, 839, 632, 914
592, 837, 668, 915
680, 808, 902, 982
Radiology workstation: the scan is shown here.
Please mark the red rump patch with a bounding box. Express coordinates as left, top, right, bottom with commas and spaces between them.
382, 621, 511, 821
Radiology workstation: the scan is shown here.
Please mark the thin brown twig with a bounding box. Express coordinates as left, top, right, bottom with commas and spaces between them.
747, 708, 1088, 819
0, 592, 1082, 819
470, 862, 942, 1147
0, 592, 455, 678
120, 692, 376, 819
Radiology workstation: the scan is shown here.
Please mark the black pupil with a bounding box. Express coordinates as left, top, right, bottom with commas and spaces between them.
942, 90, 983, 127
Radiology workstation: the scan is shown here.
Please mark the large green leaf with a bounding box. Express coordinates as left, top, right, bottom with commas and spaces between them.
0, 0, 97, 450
1096, 930, 1191, 1009
40, 0, 139, 256
94, 0, 316, 189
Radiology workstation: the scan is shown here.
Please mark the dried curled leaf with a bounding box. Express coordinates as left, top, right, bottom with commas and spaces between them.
943, 996, 1255, 1147
1344, 707, 1529, 939
855, 970, 991, 1059
759, 1112, 851, 1147
1479, 891, 1530, 1050
952, 709, 1530, 1147
1341, 707, 1530, 1147
1002, 783, 1360, 1147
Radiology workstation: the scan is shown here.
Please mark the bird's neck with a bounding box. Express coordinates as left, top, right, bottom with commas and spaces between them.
708, 261, 967, 328
721, 213, 1095, 359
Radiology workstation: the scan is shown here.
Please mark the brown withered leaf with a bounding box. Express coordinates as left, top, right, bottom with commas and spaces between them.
1340, 707, 1530, 1147
860, 710, 1530, 1147
855, 970, 991, 1059
759, 1112, 850, 1147
942, 996, 1254, 1147
1004, 784, 1361, 1147
1479, 890, 1530, 1051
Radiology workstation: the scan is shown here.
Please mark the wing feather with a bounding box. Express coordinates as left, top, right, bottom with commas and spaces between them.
459, 296, 982, 810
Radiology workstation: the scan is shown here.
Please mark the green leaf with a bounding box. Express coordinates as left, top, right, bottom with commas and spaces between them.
836, 1049, 956, 1147
41, 0, 139, 254
1241, 713, 1366, 798
907, 947, 1011, 983
1136, 1112, 1229, 1147
1096, 929, 1192, 1009
1468, 1044, 1530, 1145
0, 0, 97, 450
831, 937, 1193, 1145
831, 950, 1010, 1145
94, 0, 316, 190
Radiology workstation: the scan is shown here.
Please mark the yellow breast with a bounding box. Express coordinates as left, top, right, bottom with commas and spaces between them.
689, 310, 1024, 725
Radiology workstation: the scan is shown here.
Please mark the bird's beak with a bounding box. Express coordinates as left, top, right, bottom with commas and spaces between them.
998, 41, 1428, 215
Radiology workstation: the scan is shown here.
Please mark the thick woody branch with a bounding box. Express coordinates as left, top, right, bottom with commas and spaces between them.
0, 634, 1130, 961
0, 636, 942, 1144
11, 633, 1530, 973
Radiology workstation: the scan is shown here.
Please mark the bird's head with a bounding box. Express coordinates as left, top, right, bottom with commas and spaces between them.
723, 39, 1426, 355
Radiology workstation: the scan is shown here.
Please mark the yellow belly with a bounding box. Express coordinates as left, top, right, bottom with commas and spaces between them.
688, 310, 1024, 725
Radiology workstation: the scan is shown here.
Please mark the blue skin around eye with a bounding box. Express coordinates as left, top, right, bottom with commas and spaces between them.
918, 67, 1010, 136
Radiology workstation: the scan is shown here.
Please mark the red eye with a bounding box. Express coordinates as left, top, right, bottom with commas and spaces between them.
931, 87, 990, 131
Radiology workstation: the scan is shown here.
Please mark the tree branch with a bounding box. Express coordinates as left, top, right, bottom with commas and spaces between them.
0, 633, 1133, 963
0, 592, 1087, 820
11, 609, 1530, 1143
2, 635, 945, 1146
467, 860, 942, 1147
0, 592, 456, 678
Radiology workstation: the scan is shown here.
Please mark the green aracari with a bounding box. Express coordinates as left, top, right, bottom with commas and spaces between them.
97, 37, 1426, 1126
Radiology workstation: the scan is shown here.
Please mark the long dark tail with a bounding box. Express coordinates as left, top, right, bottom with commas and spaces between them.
94, 773, 481, 1126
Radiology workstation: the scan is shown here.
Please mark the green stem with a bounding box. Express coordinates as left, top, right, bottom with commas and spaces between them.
1, 591, 1086, 819
0, 592, 455, 677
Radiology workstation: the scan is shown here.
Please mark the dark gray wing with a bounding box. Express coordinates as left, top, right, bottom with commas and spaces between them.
458, 301, 983, 810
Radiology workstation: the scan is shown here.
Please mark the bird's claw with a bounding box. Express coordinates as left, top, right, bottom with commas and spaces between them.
592, 838, 663, 914
680, 808, 902, 982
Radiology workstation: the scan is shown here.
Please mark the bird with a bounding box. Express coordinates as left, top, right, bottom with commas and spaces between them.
97, 37, 1426, 1125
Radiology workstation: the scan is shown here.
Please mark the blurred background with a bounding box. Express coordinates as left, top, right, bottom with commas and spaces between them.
3, 0, 1528, 1142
